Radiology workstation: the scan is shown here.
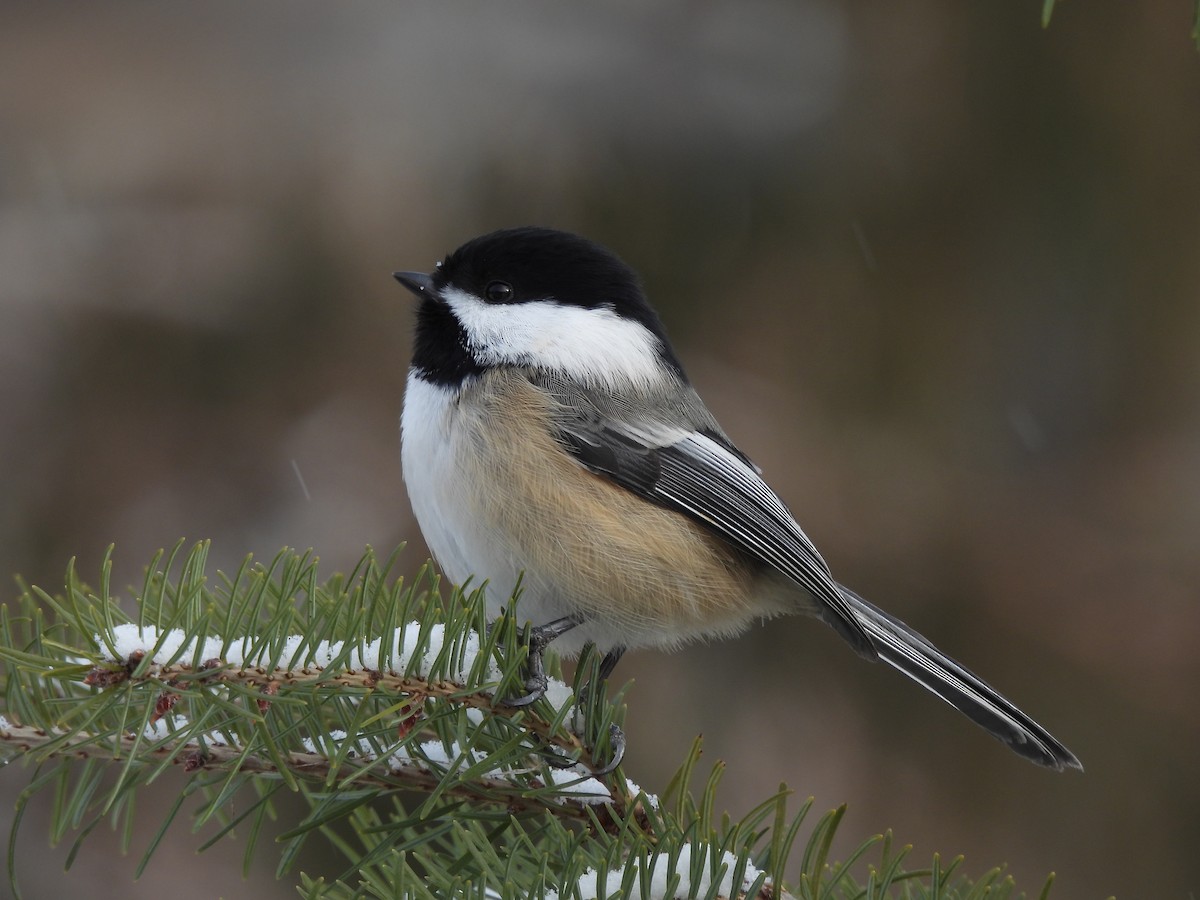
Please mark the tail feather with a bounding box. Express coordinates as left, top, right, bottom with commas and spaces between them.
839, 585, 1082, 771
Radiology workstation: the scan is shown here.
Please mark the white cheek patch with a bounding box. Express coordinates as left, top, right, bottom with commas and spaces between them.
441, 287, 666, 388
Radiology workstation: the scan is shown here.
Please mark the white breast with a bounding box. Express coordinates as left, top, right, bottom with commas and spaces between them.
400, 374, 528, 617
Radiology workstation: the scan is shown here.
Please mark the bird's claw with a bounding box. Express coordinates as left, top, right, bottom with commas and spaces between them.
535, 723, 626, 776
500, 616, 579, 708
591, 723, 626, 775
504, 671, 549, 708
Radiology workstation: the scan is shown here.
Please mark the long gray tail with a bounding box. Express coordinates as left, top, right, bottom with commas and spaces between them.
839, 585, 1082, 771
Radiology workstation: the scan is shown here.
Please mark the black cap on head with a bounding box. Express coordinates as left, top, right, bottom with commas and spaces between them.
435, 227, 675, 346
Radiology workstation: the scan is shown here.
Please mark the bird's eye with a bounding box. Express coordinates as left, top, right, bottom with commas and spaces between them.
485, 281, 514, 303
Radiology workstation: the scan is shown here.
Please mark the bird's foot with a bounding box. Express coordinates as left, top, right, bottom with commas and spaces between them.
538, 723, 626, 776
502, 615, 582, 708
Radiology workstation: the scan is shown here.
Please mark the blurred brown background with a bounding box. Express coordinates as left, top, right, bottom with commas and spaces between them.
2, 1, 1197, 897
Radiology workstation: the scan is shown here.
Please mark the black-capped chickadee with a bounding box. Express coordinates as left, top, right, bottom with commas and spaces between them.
394, 226, 1081, 771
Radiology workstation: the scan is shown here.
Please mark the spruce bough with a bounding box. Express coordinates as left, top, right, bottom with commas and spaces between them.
0, 542, 1059, 898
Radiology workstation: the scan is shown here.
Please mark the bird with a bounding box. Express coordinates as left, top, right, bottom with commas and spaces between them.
393, 225, 1081, 772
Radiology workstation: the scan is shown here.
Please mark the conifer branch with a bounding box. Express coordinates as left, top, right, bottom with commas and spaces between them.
0, 543, 1062, 898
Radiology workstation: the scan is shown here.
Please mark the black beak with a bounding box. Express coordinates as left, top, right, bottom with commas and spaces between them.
393, 271, 438, 301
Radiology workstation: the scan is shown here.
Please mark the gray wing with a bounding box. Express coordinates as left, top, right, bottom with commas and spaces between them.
533, 374, 1081, 770
539, 376, 876, 658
